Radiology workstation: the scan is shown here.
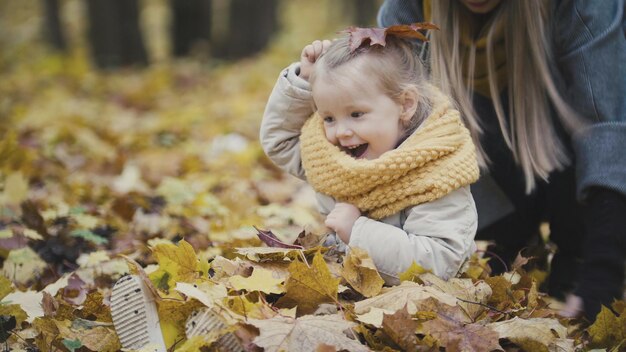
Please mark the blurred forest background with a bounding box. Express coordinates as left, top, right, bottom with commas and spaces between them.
0, 0, 381, 284
2, 3, 626, 351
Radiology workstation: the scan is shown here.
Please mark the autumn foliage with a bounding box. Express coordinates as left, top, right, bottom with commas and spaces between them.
1, 3, 625, 352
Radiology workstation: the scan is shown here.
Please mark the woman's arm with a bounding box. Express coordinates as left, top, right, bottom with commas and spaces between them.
259, 63, 315, 180
552, 0, 626, 319
553, 0, 626, 199
348, 186, 478, 282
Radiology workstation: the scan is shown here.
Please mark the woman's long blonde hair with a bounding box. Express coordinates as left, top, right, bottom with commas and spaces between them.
428, 0, 586, 192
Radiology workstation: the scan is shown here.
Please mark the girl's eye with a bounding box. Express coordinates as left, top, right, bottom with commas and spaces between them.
351, 112, 364, 118
323, 116, 334, 123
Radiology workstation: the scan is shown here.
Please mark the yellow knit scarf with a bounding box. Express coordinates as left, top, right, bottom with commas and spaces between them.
300, 95, 479, 220
424, 0, 507, 97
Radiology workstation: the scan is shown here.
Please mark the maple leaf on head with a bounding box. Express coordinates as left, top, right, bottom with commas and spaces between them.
341, 22, 440, 53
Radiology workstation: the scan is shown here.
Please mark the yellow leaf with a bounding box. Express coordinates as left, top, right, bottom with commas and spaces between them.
156, 177, 195, 205
0, 229, 12, 239
587, 305, 626, 349
1, 247, 47, 285
22, 228, 43, 240
278, 251, 340, 315
225, 294, 276, 320
228, 267, 285, 294
32, 317, 60, 351
1, 172, 29, 205
55, 319, 121, 352
485, 275, 513, 306
341, 247, 384, 297
398, 261, 429, 282
1, 290, 43, 323
175, 282, 228, 308
76, 250, 111, 268
156, 297, 204, 349
0, 275, 13, 300
72, 213, 99, 229
0, 303, 28, 326
176, 334, 219, 352
151, 239, 200, 286
463, 255, 490, 280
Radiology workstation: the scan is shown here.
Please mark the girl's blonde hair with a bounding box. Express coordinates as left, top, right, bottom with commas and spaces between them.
428, 0, 586, 192
311, 35, 441, 137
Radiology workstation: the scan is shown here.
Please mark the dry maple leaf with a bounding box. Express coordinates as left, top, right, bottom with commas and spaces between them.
488, 316, 570, 352
277, 251, 340, 315
248, 314, 368, 352
341, 22, 439, 52
420, 299, 501, 352
420, 273, 492, 321
254, 226, 303, 249
586, 305, 626, 349
341, 247, 384, 298
354, 281, 457, 316
381, 305, 420, 351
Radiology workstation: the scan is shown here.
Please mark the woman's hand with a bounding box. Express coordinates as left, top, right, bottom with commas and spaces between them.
325, 202, 361, 243
299, 39, 331, 81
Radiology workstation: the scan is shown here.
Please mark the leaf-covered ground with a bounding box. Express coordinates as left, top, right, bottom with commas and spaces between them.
1, 1, 625, 351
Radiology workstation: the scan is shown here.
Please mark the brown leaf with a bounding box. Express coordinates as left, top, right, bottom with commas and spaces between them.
485, 276, 513, 306
41, 291, 58, 317
420, 273, 492, 320
341, 247, 384, 298
21, 200, 48, 237
63, 273, 87, 305
421, 300, 501, 352
381, 305, 420, 351
293, 229, 326, 249
254, 226, 303, 249
248, 314, 368, 352
342, 22, 439, 52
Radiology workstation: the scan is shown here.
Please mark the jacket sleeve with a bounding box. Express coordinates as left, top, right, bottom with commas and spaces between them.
552, 0, 626, 200
259, 63, 315, 180
348, 186, 478, 282
377, 0, 424, 27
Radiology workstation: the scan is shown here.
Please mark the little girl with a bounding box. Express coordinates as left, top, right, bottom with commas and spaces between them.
260, 33, 480, 282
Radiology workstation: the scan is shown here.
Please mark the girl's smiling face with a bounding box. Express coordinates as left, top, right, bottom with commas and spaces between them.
312, 59, 409, 160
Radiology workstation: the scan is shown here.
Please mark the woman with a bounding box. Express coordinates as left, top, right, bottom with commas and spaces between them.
378, 0, 625, 319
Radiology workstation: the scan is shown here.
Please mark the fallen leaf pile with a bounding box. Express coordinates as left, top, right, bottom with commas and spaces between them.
1, 2, 625, 351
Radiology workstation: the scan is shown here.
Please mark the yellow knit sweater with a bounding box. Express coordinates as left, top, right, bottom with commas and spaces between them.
300, 95, 479, 220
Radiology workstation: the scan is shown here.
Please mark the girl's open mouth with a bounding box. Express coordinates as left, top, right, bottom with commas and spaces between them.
341, 143, 368, 158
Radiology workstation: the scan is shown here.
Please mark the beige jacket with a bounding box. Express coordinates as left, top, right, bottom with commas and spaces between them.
260, 63, 478, 282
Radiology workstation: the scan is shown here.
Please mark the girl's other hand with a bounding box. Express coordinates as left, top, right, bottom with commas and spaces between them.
299, 39, 331, 81
325, 202, 360, 243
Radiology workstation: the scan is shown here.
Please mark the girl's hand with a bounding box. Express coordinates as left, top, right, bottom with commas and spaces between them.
299, 39, 331, 81
325, 202, 360, 243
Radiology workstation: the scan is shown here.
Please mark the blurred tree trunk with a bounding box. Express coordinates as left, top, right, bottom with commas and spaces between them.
170, 0, 212, 57
85, 0, 148, 69
211, 0, 279, 60
336, 0, 380, 26
42, 0, 66, 51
